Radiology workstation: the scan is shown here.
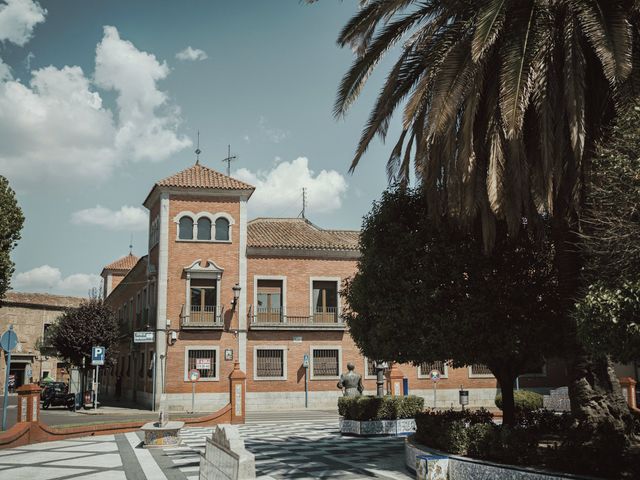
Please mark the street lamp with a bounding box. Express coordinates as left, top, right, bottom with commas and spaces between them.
374, 361, 388, 397
231, 283, 241, 308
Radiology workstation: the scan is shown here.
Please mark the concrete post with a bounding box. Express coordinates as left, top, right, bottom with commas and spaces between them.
386, 364, 404, 396
16, 384, 41, 424
229, 362, 246, 424
619, 377, 637, 409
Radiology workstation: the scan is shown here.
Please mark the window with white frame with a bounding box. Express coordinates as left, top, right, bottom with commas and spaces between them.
311, 347, 341, 379
418, 361, 449, 378
365, 358, 377, 379
254, 347, 286, 380
179, 216, 194, 240
184, 347, 219, 381
197, 217, 212, 241
215, 217, 230, 241
469, 364, 494, 378
149, 216, 160, 248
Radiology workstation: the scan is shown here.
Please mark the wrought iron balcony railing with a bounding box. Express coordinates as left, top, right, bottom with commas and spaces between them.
180, 304, 224, 329
248, 306, 344, 330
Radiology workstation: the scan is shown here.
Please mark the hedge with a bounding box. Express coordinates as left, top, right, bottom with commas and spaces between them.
495, 390, 543, 413
414, 409, 494, 454
338, 395, 424, 421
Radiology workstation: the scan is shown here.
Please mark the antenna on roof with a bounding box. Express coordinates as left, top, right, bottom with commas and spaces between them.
129, 234, 133, 255
222, 144, 237, 176
298, 187, 307, 219
194, 131, 202, 165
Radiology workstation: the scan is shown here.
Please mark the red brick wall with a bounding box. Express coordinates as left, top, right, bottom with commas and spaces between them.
164, 195, 241, 393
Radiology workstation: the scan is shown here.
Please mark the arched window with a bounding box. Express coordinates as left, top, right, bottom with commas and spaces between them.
197, 217, 211, 240
215, 218, 230, 241
179, 216, 194, 240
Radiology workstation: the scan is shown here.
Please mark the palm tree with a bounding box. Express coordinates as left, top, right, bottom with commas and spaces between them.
330, 1, 640, 433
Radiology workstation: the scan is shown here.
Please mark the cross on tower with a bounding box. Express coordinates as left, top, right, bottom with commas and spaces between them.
222, 144, 237, 176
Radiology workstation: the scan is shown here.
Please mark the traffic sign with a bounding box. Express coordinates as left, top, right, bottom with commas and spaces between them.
430, 369, 441, 382
303, 354, 309, 369
189, 369, 200, 382
0, 328, 18, 352
91, 346, 106, 366
133, 331, 155, 343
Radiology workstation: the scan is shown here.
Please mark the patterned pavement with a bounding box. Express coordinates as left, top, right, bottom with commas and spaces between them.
170, 420, 412, 480
0, 418, 412, 480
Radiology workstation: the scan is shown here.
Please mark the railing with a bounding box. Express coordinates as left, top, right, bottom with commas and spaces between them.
181, 304, 224, 329
249, 306, 343, 328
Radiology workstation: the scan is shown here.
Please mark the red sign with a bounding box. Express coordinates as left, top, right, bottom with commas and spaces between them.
189, 369, 200, 382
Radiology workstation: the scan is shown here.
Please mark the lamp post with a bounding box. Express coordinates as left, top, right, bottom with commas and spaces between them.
374, 361, 388, 397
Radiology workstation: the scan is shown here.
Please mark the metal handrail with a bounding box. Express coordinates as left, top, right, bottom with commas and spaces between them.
181, 304, 224, 328
249, 306, 341, 326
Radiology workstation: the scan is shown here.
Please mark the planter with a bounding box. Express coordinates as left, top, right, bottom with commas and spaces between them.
339, 417, 416, 436
405, 435, 598, 480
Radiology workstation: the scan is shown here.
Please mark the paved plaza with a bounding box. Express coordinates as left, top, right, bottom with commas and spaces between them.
0, 417, 412, 480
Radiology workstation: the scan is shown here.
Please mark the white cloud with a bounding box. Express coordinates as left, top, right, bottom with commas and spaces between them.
13, 265, 100, 296
71, 205, 148, 231
259, 116, 289, 143
176, 46, 208, 61
0, 25, 191, 184
234, 157, 348, 216
0, 0, 46, 46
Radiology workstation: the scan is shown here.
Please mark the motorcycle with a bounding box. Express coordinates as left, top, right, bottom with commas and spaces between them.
42, 385, 76, 411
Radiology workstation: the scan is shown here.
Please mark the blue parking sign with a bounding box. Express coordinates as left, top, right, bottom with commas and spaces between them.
91, 346, 105, 366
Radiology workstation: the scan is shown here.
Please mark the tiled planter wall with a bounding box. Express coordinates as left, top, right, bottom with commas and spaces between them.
339, 418, 416, 436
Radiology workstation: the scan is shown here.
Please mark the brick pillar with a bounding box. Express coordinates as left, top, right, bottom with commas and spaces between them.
386, 364, 404, 396
229, 362, 246, 424
619, 377, 637, 409
16, 384, 41, 424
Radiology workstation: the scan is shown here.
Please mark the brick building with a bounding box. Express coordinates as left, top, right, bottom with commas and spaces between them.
0, 291, 85, 391
101, 162, 569, 412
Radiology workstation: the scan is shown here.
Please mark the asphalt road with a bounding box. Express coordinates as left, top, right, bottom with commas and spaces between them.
0, 395, 205, 429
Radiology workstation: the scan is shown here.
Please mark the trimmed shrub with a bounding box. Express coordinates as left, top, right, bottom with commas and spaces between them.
495, 390, 543, 413
466, 423, 498, 459
338, 395, 424, 421
414, 409, 494, 454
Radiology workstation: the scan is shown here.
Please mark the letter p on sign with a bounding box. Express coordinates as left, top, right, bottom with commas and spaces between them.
92, 346, 105, 366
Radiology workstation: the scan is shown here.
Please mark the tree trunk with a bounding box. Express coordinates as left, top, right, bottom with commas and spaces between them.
569, 351, 634, 437
552, 217, 634, 440
497, 374, 517, 426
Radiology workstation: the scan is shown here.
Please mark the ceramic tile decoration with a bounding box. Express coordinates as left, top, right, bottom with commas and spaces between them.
339, 418, 417, 436
416, 454, 449, 480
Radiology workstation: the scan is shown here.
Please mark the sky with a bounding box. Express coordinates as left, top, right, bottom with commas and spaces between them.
0, 0, 403, 297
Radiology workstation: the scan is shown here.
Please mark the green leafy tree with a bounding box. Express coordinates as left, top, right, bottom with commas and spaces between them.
0, 175, 24, 302
343, 188, 563, 425
324, 0, 640, 433
50, 299, 120, 369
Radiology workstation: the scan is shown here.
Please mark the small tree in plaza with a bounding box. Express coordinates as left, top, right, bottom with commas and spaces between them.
343, 188, 564, 426
0, 175, 24, 303
50, 299, 120, 370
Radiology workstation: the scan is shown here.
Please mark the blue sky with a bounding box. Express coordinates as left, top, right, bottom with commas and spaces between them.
0, 0, 402, 296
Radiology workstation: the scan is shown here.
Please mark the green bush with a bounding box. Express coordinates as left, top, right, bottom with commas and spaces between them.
495, 390, 543, 413
338, 395, 424, 421
466, 423, 498, 459
414, 409, 494, 454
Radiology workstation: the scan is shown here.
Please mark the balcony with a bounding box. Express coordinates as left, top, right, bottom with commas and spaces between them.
248, 306, 345, 330
180, 305, 224, 329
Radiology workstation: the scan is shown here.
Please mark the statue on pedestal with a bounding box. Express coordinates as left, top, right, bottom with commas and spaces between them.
337, 362, 364, 397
